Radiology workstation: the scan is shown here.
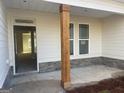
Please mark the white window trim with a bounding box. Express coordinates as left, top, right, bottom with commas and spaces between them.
78, 24, 90, 55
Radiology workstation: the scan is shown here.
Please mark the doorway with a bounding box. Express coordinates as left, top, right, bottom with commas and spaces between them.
14, 26, 37, 73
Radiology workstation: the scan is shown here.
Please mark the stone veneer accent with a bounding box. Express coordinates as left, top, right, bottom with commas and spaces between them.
39, 57, 124, 73
1, 56, 124, 92
0, 67, 13, 93
101, 57, 124, 70
2, 67, 13, 89
2, 57, 123, 75
39, 57, 102, 73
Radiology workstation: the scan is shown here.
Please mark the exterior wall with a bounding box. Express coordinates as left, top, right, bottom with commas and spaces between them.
102, 15, 124, 60
7, 9, 102, 66
0, 0, 9, 88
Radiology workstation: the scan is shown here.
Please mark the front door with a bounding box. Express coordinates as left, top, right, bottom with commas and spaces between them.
14, 26, 37, 73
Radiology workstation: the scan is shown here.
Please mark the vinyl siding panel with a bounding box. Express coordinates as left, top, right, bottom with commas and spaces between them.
102, 15, 124, 60
0, 0, 9, 88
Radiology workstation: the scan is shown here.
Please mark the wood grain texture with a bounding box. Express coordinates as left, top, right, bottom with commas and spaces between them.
60, 4, 71, 88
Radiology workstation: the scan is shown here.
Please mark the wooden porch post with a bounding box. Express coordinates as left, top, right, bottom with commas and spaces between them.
60, 4, 71, 88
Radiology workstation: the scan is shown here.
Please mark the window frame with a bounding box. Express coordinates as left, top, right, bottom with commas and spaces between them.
78, 24, 89, 55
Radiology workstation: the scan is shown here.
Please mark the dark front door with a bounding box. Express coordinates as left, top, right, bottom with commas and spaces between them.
14, 26, 37, 73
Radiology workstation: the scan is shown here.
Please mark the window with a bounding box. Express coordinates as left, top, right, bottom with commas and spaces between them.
70, 23, 74, 55
79, 24, 89, 54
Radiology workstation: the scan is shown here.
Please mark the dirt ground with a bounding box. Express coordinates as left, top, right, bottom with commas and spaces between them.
66, 77, 124, 93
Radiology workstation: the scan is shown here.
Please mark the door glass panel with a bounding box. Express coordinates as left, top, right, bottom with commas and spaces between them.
22, 32, 31, 53
34, 32, 37, 53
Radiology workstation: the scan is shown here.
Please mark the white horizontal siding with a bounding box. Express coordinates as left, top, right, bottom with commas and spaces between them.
7, 9, 102, 65
0, 0, 9, 88
102, 15, 124, 60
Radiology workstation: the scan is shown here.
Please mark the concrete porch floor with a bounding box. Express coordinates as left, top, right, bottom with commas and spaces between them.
10, 65, 123, 93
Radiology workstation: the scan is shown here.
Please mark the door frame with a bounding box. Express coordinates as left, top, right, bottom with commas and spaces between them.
13, 25, 39, 75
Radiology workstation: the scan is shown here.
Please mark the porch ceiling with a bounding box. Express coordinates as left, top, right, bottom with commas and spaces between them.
113, 0, 124, 3
4, 0, 115, 18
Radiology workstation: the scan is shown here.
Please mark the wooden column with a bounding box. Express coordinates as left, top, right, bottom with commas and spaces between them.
60, 4, 71, 88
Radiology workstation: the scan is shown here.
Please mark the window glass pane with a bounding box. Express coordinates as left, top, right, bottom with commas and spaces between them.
70, 40, 73, 55
79, 40, 88, 54
70, 23, 74, 39
79, 24, 89, 39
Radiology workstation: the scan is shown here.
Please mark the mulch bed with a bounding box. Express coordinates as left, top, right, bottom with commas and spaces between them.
66, 77, 124, 93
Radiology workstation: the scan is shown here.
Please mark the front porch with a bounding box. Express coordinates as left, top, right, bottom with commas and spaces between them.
9, 65, 123, 93
0, 0, 124, 92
